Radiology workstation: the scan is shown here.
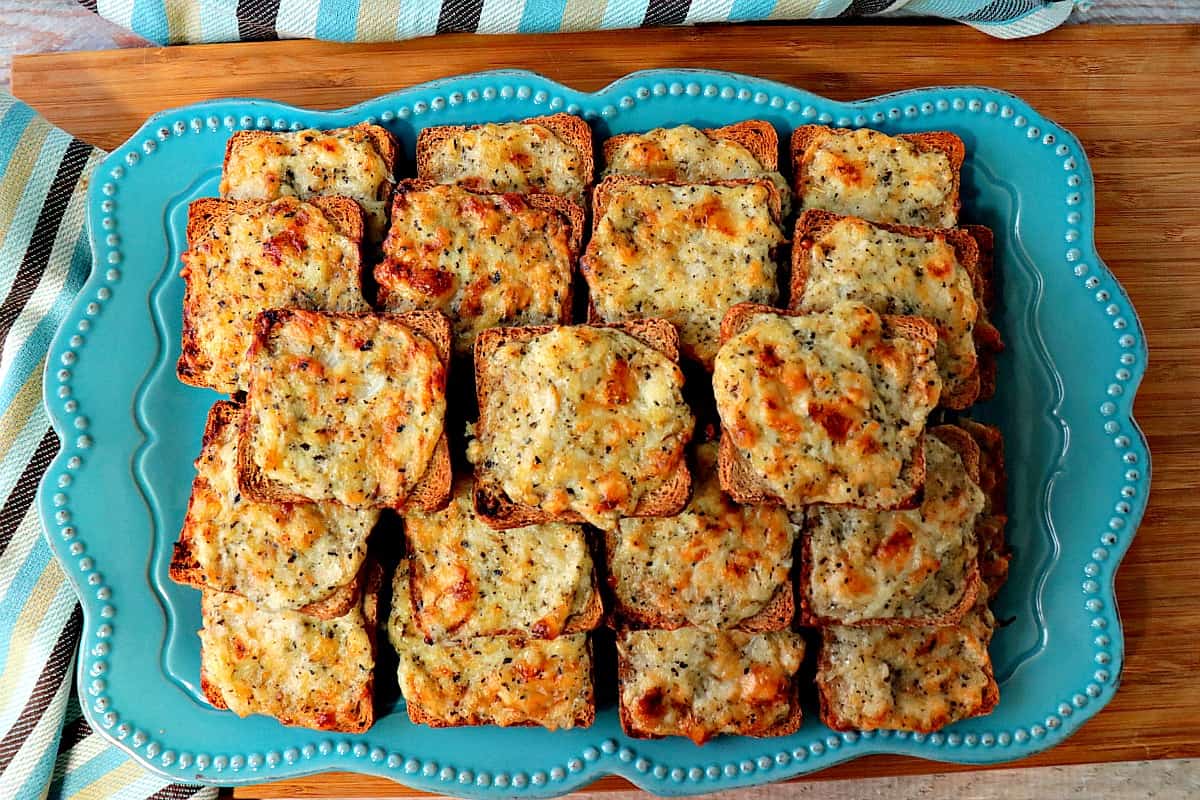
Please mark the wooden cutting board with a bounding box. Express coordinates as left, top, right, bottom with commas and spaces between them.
13, 22, 1200, 799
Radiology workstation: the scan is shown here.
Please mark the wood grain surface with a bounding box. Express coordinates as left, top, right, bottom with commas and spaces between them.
12, 22, 1200, 799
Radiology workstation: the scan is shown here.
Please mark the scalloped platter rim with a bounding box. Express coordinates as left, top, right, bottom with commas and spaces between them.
38, 69, 1150, 796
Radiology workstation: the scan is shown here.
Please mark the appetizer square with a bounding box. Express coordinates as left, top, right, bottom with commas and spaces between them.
617, 628, 805, 744
177, 196, 369, 395
375, 181, 582, 356
713, 302, 941, 510
170, 401, 379, 617
799, 426, 986, 627
220, 124, 399, 243
199, 564, 380, 733
817, 604, 1000, 733
607, 441, 795, 631
238, 309, 451, 511
469, 321, 694, 530
791, 210, 989, 409
389, 563, 595, 730
581, 177, 785, 367
791, 125, 964, 228
603, 121, 790, 211
403, 477, 601, 641
415, 113, 593, 201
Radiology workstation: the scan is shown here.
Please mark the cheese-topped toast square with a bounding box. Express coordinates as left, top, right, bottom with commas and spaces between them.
468, 320, 694, 530
238, 309, 450, 511
177, 196, 369, 395
582, 176, 784, 367
403, 477, 601, 641
791, 125, 964, 228
199, 564, 380, 733
389, 563, 595, 730
607, 441, 795, 631
714, 302, 941, 510
617, 627, 805, 744
415, 113, 593, 201
375, 181, 582, 356
220, 124, 398, 243
170, 401, 379, 617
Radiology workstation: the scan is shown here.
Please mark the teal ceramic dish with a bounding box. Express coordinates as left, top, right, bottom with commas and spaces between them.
39, 69, 1149, 796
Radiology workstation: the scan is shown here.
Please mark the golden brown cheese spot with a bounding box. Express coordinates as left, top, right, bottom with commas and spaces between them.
618, 628, 804, 744
467, 326, 693, 529
404, 478, 594, 641
184, 405, 378, 609
244, 311, 446, 508
802, 128, 956, 227
376, 184, 573, 356
422, 122, 586, 199
820, 606, 995, 732
798, 217, 979, 401
582, 183, 784, 366
200, 591, 373, 731
611, 442, 794, 629
713, 303, 941, 508
388, 565, 593, 729
221, 127, 393, 241
605, 125, 791, 212
181, 197, 367, 394
806, 435, 985, 622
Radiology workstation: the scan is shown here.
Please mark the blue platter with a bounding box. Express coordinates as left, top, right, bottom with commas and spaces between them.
38, 69, 1149, 796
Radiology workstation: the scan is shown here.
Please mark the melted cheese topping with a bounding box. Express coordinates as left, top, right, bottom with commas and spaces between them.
583, 183, 783, 365
221, 127, 393, 241
467, 326, 693, 529
389, 565, 593, 729
799, 217, 979, 400
183, 404, 378, 609
245, 311, 446, 508
820, 606, 996, 732
421, 122, 587, 199
713, 302, 941, 509
200, 590, 373, 731
612, 442, 795, 629
801, 128, 956, 227
405, 478, 594, 640
805, 436, 984, 622
619, 628, 805, 744
605, 125, 791, 211
376, 185, 573, 356
181, 197, 367, 394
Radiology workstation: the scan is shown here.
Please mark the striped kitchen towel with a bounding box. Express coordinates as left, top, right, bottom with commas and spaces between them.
0, 94, 216, 800
79, 0, 1078, 42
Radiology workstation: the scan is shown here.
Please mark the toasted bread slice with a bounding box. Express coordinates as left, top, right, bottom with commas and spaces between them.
817, 603, 999, 733
170, 401, 379, 618
415, 113, 593, 200
403, 477, 602, 640
237, 309, 452, 511
603, 120, 779, 173
958, 419, 1009, 597
376, 180, 583, 356
220, 124, 399, 243
178, 196, 368, 396
605, 441, 795, 631
799, 426, 984, 628
471, 319, 693, 530
791, 209, 984, 409
791, 125, 964, 228
582, 176, 785, 367
715, 302, 940, 511
962, 224, 1004, 402
390, 562, 595, 729
200, 562, 381, 733
616, 627, 805, 743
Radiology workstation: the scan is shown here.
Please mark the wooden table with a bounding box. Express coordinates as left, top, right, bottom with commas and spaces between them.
13, 21, 1200, 798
